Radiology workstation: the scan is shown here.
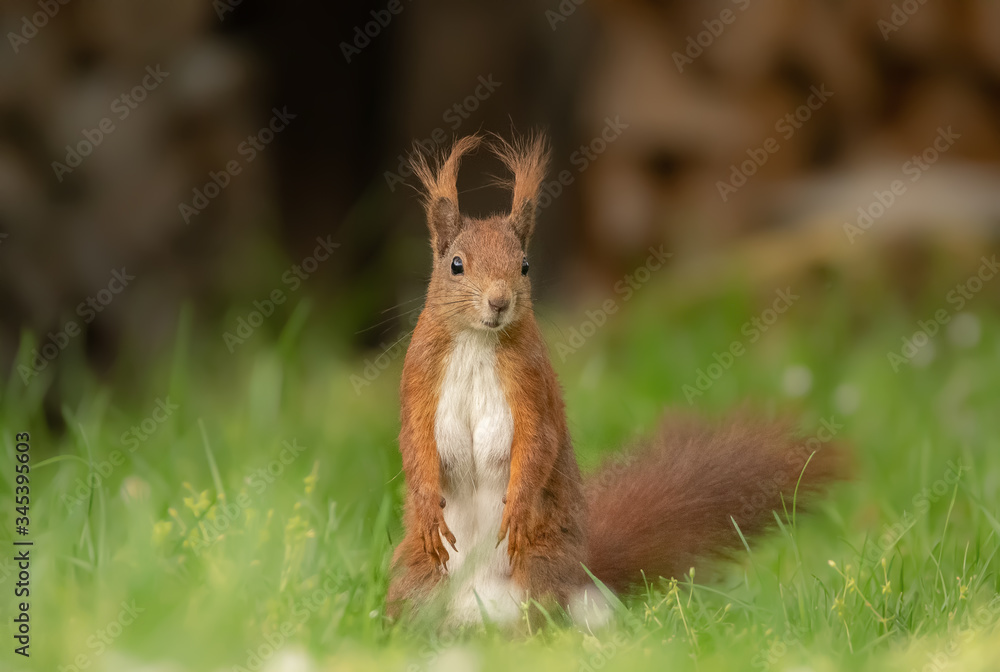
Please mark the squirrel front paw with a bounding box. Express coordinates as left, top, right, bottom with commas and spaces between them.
417, 495, 458, 571
497, 494, 530, 562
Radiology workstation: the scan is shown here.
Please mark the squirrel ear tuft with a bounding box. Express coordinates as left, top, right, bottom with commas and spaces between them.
490, 132, 550, 248
409, 135, 482, 257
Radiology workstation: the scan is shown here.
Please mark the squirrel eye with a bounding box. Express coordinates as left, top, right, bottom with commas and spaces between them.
451, 256, 464, 275
521, 257, 529, 276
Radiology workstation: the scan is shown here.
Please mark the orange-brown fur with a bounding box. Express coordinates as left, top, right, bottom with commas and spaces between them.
495, 316, 587, 609
387, 315, 452, 607
585, 414, 846, 593
386, 133, 845, 623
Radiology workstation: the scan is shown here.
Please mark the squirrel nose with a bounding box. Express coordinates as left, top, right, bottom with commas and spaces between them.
488, 297, 510, 313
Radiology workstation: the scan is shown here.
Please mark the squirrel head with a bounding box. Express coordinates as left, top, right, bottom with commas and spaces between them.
410, 133, 550, 334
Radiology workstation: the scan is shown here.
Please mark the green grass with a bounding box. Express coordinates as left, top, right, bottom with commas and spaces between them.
4, 267, 1000, 672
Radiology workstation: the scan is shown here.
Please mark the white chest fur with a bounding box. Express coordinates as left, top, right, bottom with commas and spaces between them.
434, 330, 522, 624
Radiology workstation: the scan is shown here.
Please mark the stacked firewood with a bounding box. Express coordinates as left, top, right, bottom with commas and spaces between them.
570, 0, 1000, 280
0, 0, 265, 370
2, 0, 998, 371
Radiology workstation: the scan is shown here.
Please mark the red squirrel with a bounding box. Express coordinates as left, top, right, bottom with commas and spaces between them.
386, 133, 844, 626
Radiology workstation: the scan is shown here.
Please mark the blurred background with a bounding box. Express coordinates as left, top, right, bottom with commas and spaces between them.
2, 0, 999, 397
5, 4, 1000, 670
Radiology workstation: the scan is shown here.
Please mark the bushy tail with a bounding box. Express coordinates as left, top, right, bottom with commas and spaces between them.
584, 414, 847, 593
